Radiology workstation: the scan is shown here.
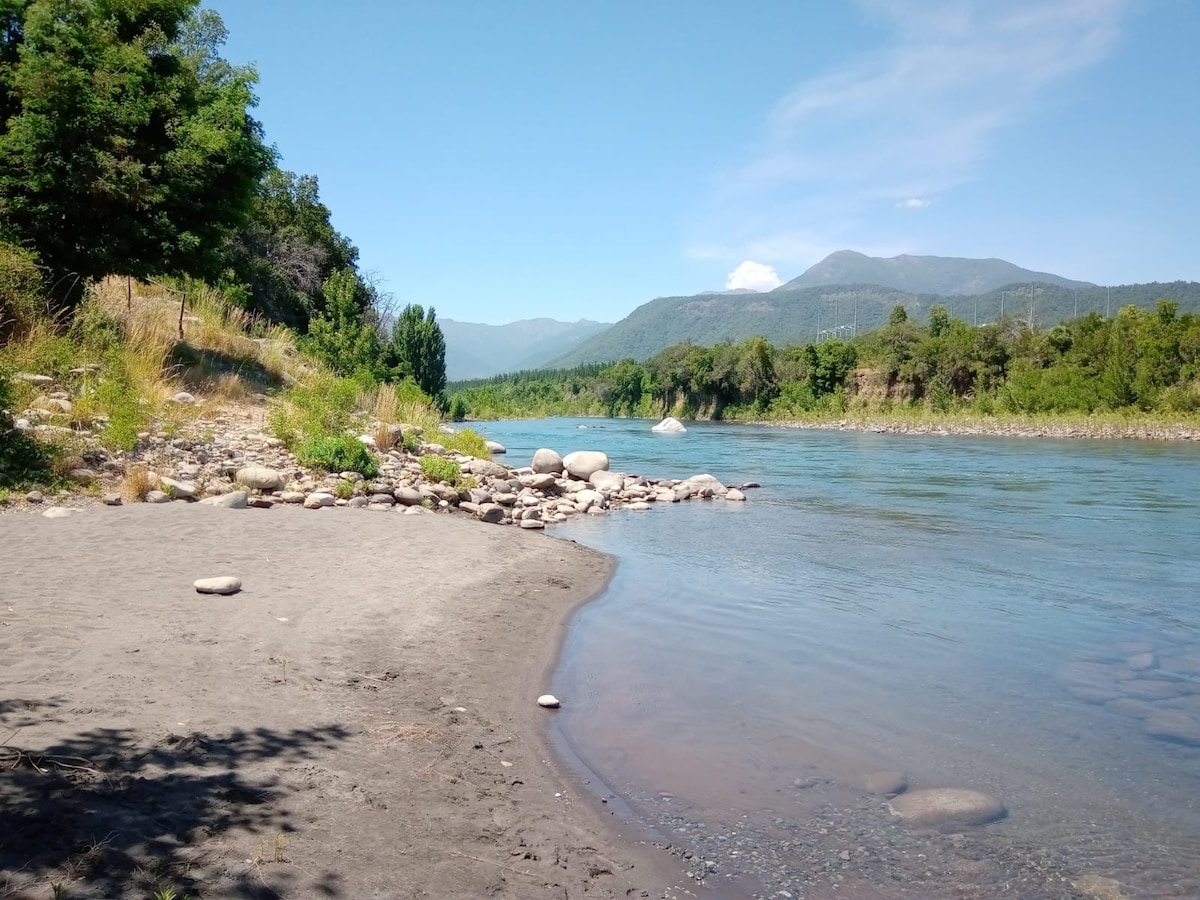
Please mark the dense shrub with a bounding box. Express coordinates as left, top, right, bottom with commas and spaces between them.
295, 434, 379, 478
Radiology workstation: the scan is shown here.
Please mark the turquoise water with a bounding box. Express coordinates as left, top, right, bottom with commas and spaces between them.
478, 419, 1200, 898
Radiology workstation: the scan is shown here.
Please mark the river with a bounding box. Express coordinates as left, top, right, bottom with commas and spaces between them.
475, 418, 1200, 899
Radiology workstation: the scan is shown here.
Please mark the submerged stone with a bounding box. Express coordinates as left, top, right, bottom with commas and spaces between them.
888, 788, 1006, 827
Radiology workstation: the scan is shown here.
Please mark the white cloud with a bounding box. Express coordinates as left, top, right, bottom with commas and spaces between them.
725, 261, 783, 292
694, 0, 1127, 265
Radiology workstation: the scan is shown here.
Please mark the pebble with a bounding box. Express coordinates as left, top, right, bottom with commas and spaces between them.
537, 694, 561, 709
193, 576, 242, 595
145, 490, 172, 504
25, 490, 44, 504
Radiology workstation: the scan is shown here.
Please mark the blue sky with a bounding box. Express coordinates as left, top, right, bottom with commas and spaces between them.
208, 0, 1199, 325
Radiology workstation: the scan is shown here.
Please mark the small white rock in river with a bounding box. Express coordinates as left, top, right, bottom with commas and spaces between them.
193, 576, 242, 595
537, 694, 561, 709
651, 416, 687, 433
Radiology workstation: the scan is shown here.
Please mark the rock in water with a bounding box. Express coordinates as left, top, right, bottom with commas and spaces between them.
563, 450, 609, 480
537, 695, 561, 709
888, 788, 1006, 827
41, 506, 77, 519
651, 416, 687, 433
193, 576, 242, 595
485, 440, 506, 454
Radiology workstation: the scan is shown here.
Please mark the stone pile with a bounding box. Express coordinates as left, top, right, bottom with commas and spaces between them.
12, 372, 751, 526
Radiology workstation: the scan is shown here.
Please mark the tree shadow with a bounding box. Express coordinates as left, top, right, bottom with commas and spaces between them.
1, 708, 349, 899
166, 343, 287, 395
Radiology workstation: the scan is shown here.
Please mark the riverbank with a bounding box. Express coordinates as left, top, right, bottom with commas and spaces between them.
751, 412, 1200, 441
0, 504, 688, 899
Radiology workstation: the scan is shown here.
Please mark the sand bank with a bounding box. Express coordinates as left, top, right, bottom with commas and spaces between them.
0, 504, 686, 899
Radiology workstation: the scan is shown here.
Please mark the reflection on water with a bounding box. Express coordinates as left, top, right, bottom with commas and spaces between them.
477, 419, 1200, 898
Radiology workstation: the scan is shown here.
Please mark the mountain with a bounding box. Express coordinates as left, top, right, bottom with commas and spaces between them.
779, 250, 1096, 295
441, 317, 612, 380
548, 281, 1200, 368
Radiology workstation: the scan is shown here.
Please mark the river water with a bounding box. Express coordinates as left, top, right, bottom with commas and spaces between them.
476, 418, 1200, 899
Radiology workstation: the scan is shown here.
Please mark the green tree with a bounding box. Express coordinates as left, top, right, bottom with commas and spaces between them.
804, 339, 857, 397
389, 304, 446, 400
302, 269, 383, 377
222, 168, 362, 328
0, 0, 271, 308
928, 304, 950, 337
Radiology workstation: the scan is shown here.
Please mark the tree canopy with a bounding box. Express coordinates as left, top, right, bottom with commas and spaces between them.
0, 0, 271, 307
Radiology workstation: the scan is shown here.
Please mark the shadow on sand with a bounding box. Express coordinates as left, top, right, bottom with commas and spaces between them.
1, 698, 349, 898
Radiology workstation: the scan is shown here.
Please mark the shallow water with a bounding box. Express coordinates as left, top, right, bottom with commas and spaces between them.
477, 419, 1200, 898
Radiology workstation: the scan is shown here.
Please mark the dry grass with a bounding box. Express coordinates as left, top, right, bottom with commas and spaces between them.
368, 720, 449, 749
121, 465, 158, 502
372, 420, 397, 451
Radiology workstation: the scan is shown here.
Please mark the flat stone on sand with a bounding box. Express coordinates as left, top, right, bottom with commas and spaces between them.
537, 694, 561, 709
193, 576, 242, 595
888, 788, 1006, 827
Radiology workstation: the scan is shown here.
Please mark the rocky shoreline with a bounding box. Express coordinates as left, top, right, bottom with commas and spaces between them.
7, 383, 751, 519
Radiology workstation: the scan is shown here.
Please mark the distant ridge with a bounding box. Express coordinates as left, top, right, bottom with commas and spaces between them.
548, 280, 1200, 368
779, 250, 1096, 295
440, 317, 612, 380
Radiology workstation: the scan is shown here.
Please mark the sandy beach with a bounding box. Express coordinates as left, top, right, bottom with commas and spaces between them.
0, 504, 686, 899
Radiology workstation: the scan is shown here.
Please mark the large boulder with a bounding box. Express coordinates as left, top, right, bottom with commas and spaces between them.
531, 448, 564, 475
199, 490, 249, 509
520, 472, 559, 491
236, 466, 284, 491
651, 416, 687, 433
563, 450, 609, 480
461, 458, 510, 479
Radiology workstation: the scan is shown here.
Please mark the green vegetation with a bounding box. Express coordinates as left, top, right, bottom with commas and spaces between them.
389, 304, 447, 401
0, 1, 446, 404
450, 300, 1200, 427
0, 367, 53, 487
419, 455, 460, 484
295, 434, 378, 478
0, 1, 272, 310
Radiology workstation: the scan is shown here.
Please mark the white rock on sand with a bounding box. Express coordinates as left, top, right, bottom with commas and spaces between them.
537, 694, 561, 709
193, 576, 242, 595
